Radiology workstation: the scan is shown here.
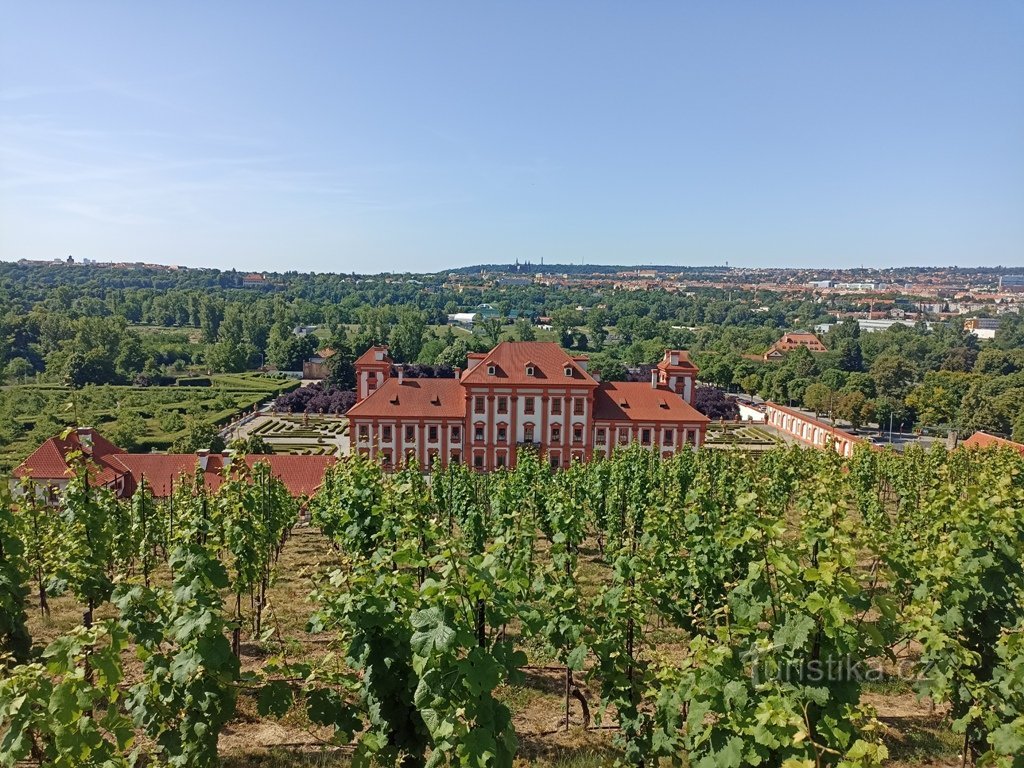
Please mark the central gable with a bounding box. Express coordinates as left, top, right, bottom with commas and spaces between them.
461, 341, 598, 388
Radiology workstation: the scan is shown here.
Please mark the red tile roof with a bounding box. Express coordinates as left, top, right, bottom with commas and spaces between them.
116, 454, 337, 497
763, 402, 865, 445
13, 429, 128, 486
657, 350, 698, 372
354, 346, 393, 366
346, 378, 466, 419
461, 342, 598, 387
14, 428, 334, 498
962, 431, 1024, 455
593, 383, 710, 424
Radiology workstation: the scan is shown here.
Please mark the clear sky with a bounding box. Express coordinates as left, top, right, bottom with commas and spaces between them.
1, 2, 1022, 272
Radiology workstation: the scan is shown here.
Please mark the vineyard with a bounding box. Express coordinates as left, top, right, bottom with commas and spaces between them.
1, 444, 1023, 767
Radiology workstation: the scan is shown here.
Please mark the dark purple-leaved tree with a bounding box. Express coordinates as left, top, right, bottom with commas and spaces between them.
693, 386, 739, 420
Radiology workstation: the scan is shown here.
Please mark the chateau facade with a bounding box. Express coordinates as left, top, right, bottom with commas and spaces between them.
346, 341, 709, 471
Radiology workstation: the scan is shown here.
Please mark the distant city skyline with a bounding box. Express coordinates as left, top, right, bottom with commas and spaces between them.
2, 2, 1022, 272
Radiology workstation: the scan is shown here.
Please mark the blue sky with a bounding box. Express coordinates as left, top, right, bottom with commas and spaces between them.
1, 2, 1022, 272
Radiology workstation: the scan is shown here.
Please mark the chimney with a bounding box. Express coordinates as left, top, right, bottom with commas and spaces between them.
455, 366, 462, 379
197, 449, 210, 471
650, 370, 658, 389
78, 427, 94, 455
398, 367, 404, 384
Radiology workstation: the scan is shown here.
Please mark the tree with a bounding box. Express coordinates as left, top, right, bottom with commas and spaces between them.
63, 352, 90, 389
870, 354, 917, 401
388, 310, 428, 363
693, 386, 739, 420
4, 357, 32, 384
513, 318, 536, 342
702, 356, 737, 390
836, 339, 863, 372
739, 372, 762, 396
229, 434, 273, 454
435, 339, 470, 370
107, 411, 146, 452
835, 391, 874, 430
594, 359, 628, 382
266, 326, 317, 371
905, 371, 975, 429
207, 308, 254, 372
171, 416, 225, 453
803, 382, 833, 418
818, 368, 847, 392
478, 317, 504, 349
326, 344, 357, 390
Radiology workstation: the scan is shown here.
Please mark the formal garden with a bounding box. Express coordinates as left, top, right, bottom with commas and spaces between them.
0, 373, 298, 471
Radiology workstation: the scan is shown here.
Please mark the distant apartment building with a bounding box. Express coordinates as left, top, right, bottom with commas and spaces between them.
814, 319, 930, 335
1000, 274, 1024, 292
346, 342, 710, 472
835, 281, 886, 291
963, 317, 1000, 340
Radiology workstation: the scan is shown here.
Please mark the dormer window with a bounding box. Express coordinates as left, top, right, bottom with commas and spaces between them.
487, 364, 496, 376
564, 366, 573, 377
525, 364, 535, 377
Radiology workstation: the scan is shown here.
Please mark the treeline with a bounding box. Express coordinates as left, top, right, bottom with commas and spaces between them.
697, 317, 1024, 438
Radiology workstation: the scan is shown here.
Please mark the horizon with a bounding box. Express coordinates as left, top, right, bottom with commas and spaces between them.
6, 255, 1024, 277
2, 2, 1023, 271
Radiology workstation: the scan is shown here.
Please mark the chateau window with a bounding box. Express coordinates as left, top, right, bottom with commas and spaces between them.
451, 451, 461, 464
496, 453, 507, 468
572, 427, 583, 444
474, 396, 485, 414
595, 428, 606, 443
573, 398, 584, 416
524, 397, 535, 415
474, 425, 485, 441
451, 426, 461, 442
497, 397, 508, 414
551, 425, 561, 442
405, 425, 416, 441
524, 423, 535, 442
497, 426, 507, 442
474, 454, 484, 469
381, 450, 392, 467
487, 365, 496, 376
369, 374, 378, 391
428, 426, 438, 442
641, 429, 651, 445
358, 425, 369, 440
550, 454, 560, 469
382, 426, 392, 442
525, 365, 535, 376
618, 431, 629, 445
551, 399, 562, 416
564, 366, 573, 377
663, 429, 674, 445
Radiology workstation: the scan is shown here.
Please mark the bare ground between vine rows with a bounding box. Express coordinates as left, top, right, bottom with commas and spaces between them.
22, 523, 964, 767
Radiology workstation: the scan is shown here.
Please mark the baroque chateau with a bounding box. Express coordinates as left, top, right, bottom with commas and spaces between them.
347, 341, 709, 471
12, 342, 709, 497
